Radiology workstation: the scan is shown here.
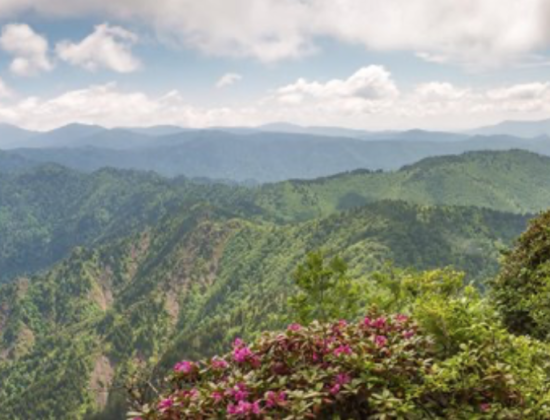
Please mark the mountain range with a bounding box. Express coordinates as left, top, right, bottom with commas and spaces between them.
1, 149, 548, 285
1, 120, 550, 182
2, 118, 550, 418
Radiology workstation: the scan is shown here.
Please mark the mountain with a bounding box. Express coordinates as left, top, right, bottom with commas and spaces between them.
256, 122, 376, 139
19, 123, 107, 149
5, 131, 550, 182
1, 150, 548, 284
255, 150, 550, 221
124, 125, 191, 137
0, 200, 530, 419
383, 129, 468, 142
470, 118, 550, 138
0, 164, 252, 282
0, 150, 37, 173
257, 124, 468, 142
0, 124, 37, 149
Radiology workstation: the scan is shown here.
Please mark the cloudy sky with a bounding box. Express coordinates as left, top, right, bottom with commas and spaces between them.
0, 0, 549, 131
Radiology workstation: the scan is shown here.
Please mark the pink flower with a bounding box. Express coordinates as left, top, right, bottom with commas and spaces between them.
157, 398, 173, 411
266, 391, 287, 408
174, 360, 195, 374
233, 338, 245, 348
227, 400, 261, 416
330, 384, 341, 395
228, 383, 249, 401
212, 391, 224, 403
375, 335, 388, 347
372, 317, 387, 329
395, 314, 409, 323
252, 400, 261, 415
333, 345, 353, 357
211, 357, 229, 370
335, 373, 351, 385
288, 323, 302, 331
403, 330, 415, 339
363, 316, 372, 327
233, 346, 253, 363
312, 352, 320, 362
480, 403, 491, 412
180, 388, 198, 400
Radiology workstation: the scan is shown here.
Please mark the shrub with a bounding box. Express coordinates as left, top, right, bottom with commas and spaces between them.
130, 314, 434, 419
492, 210, 550, 339
129, 310, 550, 419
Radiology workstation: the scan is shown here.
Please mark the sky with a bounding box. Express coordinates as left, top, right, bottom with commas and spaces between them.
0, 0, 549, 131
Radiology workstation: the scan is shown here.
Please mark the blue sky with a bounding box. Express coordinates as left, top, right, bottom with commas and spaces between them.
0, 1, 549, 131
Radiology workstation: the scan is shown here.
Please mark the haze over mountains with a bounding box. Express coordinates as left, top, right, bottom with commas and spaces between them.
1, 118, 550, 183
2, 119, 550, 418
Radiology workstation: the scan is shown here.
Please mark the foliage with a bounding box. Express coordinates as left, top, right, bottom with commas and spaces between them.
0, 201, 530, 419
255, 150, 550, 221
492, 209, 550, 339
0, 149, 541, 282
288, 251, 361, 324
132, 314, 434, 419
135, 300, 550, 419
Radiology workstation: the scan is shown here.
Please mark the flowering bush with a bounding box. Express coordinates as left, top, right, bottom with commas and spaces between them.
131, 313, 433, 419
130, 265, 550, 419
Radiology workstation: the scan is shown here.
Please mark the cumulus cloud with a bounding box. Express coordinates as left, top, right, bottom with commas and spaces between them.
0, 78, 12, 99
0, 23, 53, 76
273, 66, 399, 117
0, 83, 262, 130
56, 24, 140, 73
414, 82, 471, 102
216, 73, 243, 88
0, 67, 549, 131
2, 1, 550, 66
0, 0, 549, 66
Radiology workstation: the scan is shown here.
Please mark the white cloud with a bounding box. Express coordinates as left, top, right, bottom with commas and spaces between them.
0, 83, 262, 130
216, 73, 242, 88
0, 1, 549, 66
273, 66, 399, 116
0, 67, 549, 131
414, 82, 471, 102
0, 78, 12, 99
0, 23, 52, 76
56, 24, 140, 73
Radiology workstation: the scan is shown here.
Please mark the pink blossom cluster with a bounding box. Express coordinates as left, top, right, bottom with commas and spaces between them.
140, 313, 427, 419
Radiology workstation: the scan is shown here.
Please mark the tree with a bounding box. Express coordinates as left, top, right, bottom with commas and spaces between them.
288, 250, 360, 324
492, 209, 550, 339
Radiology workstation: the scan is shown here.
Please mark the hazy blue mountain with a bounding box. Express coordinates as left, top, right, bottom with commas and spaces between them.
4, 130, 550, 182
470, 118, 550, 138
380, 129, 469, 142
0, 150, 38, 173
0, 124, 38, 149
20, 123, 107, 148
125, 125, 192, 136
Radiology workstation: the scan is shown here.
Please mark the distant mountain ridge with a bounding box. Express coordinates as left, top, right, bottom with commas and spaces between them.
2, 120, 550, 182
469, 118, 550, 138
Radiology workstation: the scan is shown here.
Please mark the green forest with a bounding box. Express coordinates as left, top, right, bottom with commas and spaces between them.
0, 149, 549, 419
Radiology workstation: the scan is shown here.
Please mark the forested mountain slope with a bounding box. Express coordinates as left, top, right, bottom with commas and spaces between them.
0, 201, 529, 419
256, 150, 550, 221
1, 150, 548, 283
0, 165, 254, 282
